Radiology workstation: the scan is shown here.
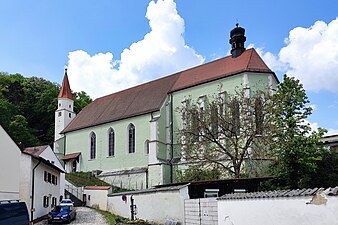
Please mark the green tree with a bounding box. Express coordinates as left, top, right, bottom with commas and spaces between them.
177, 88, 273, 178
308, 149, 338, 188
8, 115, 39, 147
176, 164, 222, 182
73, 91, 92, 114
269, 75, 326, 189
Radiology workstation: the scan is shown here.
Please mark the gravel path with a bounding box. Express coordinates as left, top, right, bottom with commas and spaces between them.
35, 207, 109, 225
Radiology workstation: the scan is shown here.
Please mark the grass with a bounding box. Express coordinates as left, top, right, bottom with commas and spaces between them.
65, 172, 131, 193
66, 172, 111, 186
95, 209, 130, 225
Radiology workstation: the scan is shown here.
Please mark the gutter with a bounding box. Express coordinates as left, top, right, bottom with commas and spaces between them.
31, 159, 42, 222
170, 93, 174, 183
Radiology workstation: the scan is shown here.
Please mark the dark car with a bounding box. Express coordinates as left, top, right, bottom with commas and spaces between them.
48, 205, 76, 224
0, 200, 29, 225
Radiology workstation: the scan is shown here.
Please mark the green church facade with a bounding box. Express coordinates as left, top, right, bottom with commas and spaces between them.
56, 26, 279, 190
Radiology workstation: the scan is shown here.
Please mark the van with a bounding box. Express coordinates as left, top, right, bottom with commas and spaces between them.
0, 200, 29, 225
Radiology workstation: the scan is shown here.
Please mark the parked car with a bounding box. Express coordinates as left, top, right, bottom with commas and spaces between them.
48, 205, 76, 224
59, 199, 74, 206
0, 200, 29, 225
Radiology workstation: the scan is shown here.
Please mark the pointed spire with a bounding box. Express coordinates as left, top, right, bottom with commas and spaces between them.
58, 68, 73, 100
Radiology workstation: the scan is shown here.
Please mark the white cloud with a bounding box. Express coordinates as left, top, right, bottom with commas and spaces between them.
256, 18, 338, 93
67, 0, 204, 99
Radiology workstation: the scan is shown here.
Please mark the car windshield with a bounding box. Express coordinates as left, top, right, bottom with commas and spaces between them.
61, 200, 72, 203
52, 206, 70, 212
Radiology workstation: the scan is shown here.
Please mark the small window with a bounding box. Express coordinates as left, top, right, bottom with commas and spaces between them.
44, 171, 48, 182
69, 113, 71, 118
58, 112, 62, 117
51, 197, 57, 207
52, 175, 56, 184
88, 195, 91, 201
59, 103, 61, 107
69, 105, 71, 108
144, 140, 150, 155
43, 196, 49, 208
48, 173, 52, 183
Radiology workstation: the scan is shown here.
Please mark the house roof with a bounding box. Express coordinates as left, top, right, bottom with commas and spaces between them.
63, 48, 275, 133
218, 187, 338, 200
23, 145, 49, 157
63, 152, 81, 161
84, 186, 112, 190
23, 145, 64, 173
58, 71, 73, 100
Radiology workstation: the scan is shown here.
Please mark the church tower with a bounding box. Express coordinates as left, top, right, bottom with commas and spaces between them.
229, 23, 246, 58
54, 68, 76, 145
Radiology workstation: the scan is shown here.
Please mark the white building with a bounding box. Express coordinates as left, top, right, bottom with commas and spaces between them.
20, 145, 65, 221
0, 125, 21, 200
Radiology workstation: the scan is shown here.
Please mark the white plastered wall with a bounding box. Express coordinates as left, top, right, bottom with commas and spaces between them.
0, 125, 20, 200
218, 195, 338, 225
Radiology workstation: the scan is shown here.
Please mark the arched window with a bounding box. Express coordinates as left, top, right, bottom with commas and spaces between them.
144, 140, 149, 155
128, 124, 135, 153
90, 132, 96, 159
108, 128, 115, 156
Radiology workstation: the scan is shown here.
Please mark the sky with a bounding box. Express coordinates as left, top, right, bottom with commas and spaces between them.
0, 0, 337, 135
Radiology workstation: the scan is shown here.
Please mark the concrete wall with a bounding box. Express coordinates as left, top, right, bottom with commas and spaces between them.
84, 188, 111, 211
100, 172, 147, 190
185, 198, 218, 225
0, 126, 20, 200
107, 186, 189, 224
218, 194, 338, 225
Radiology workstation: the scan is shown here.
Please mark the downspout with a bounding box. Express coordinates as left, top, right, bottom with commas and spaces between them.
170, 93, 174, 183
31, 159, 42, 222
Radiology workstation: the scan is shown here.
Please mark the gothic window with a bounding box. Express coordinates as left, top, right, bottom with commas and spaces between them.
255, 96, 264, 135
128, 124, 135, 153
90, 132, 96, 159
108, 128, 115, 156
210, 104, 218, 136
230, 99, 240, 136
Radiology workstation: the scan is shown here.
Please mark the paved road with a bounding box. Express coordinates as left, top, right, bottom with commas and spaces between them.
35, 207, 109, 225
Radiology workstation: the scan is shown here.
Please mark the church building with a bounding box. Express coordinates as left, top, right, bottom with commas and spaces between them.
54, 25, 279, 190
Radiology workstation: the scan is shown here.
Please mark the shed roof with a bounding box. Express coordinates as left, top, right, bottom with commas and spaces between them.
63, 48, 275, 133
63, 152, 81, 161
84, 186, 112, 190
218, 187, 338, 200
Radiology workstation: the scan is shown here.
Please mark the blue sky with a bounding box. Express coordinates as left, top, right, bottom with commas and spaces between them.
0, 0, 337, 134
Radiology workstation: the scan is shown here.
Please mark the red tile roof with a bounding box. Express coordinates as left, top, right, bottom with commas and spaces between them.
171, 48, 272, 92
23, 145, 49, 157
63, 152, 81, 160
63, 48, 275, 133
84, 186, 112, 190
58, 72, 73, 100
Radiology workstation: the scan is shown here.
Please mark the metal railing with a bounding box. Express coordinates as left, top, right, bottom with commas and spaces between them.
64, 180, 83, 200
